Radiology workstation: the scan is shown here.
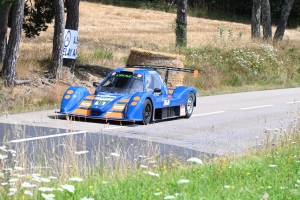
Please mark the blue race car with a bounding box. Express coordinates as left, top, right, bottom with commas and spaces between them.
59, 66, 198, 125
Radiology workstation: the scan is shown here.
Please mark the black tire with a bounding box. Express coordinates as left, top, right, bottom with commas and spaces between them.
142, 99, 152, 125
184, 93, 194, 118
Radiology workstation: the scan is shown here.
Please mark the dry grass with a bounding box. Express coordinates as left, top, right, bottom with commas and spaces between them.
17, 2, 300, 72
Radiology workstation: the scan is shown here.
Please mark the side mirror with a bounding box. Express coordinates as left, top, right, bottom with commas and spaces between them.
93, 82, 99, 87
153, 88, 162, 96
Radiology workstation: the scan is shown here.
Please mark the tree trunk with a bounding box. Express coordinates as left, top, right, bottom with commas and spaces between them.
261, 0, 272, 40
2, 0, 24, 87
176, 0, 187, 47
273, 0, 295, 41
251, 0, 261, 39
0, 3, 11, 63
49, 0, 65, 79
63, 0, 80, 72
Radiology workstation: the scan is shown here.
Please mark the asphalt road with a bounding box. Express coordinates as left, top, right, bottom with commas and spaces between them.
0, 87, 300, 157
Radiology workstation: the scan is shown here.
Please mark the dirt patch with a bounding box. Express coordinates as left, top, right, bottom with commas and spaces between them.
0, 64, 114, 114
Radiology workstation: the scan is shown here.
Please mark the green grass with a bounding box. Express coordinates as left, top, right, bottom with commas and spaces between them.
93, 47, 114, 60
1, 126, 300, 199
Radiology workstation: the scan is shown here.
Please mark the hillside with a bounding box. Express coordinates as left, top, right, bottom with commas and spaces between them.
1, 2, 300, 113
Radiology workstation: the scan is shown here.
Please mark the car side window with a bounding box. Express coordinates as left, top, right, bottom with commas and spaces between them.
152, 74, 162, 90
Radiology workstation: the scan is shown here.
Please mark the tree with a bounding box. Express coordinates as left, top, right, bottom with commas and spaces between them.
251, 0, 261, 39
176, 0, 187, 47
273, 0, 295, 41
23, 0, 55, 38
1, 0, 24, 87
49, 0, 64, 78
63, 0, 80, 71
261, 0, 272, 40
0, 2, 11, 62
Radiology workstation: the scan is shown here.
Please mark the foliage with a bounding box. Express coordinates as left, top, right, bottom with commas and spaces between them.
174, 32, 300, 91
22, 0, 55, 38
93, 48, 114, 60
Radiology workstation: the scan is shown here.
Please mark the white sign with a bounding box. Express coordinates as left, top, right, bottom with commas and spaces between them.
63, 29, 78, 59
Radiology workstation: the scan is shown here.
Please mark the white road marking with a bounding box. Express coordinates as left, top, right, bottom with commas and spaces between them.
286, 101, 300, 104
192, 111, 225, 117
104, 126, 124, 130
240, 105, 274, 110
5, 131, 87, 143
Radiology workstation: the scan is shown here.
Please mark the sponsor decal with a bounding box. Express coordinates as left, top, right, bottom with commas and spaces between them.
81, 102, 92, 107
94, 95, 115, 105
163, 100, 170, 106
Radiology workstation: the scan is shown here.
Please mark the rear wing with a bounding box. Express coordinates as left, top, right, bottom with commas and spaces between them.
126, 65, 198, 85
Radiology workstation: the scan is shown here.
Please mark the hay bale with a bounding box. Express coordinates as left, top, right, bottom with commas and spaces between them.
126, 48, 185, 87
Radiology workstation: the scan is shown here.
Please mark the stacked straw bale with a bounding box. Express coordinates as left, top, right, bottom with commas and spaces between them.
126, 48, 185, 87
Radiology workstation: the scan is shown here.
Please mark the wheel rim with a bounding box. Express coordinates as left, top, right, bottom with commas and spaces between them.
144, 104, 151, 121
187, 96, 193, 114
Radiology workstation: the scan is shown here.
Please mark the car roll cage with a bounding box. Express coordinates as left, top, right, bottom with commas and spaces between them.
126, 65, 198, 85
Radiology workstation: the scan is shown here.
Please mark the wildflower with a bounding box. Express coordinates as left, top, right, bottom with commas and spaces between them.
8, 178, 19, 183
269, 164, 277, 167
267, 186, 272, 189
24, 190, 33, 196
80, 198, 94, 200
48, 176, 57, 179
0, 154, 8, 159
177, 179, 190, 184
14, 166, 24, 170
38, 187, 56, 192
32, 173, 40, 177
164, 195, 175, 199
110, 153, 120, 157
14, 174, 25, 178
22, 182, 37, 188
297, 180, 300, 183
139, 155, 146, 158
0, 146, 7, 152
187, 157, 203, 165
75, 151, 89, 155
32, 178, 42, 182
8, 188, 17, 196
154, 192, 161, 196
148, 171, 159, 177
41, 193, 55, 200
1, 182, 8, 186
61, 184, 75, 193
247, 172, 251, 175
224, 185, 230, 189
40, 178, 51, 182
262, 193, 269, 200
140, 165, 148, 169
69, 177, 83, 182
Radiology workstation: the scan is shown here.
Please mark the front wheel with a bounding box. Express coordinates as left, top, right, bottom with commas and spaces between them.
142, 99, 153, 125
184, 93, 194, 118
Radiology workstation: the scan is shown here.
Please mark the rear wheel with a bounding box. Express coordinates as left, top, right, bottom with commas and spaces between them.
184, 93, 194, 118
142, 99, 152, 125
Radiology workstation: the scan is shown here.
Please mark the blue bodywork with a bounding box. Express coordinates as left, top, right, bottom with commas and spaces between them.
59, 67, 197, 123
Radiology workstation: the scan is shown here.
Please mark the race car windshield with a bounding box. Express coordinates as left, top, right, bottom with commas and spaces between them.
97, 72, 143, 94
